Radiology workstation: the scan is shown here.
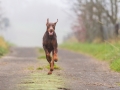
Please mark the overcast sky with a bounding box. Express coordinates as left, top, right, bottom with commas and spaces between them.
0, 0, 73, 47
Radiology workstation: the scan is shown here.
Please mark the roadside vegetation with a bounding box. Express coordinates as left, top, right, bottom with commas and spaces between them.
60, 42, 120, 72
0, 36, 9, 57
62, 0, 120, 72
19, 73, 65, 90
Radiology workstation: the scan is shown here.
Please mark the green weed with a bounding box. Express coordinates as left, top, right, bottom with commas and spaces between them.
37, 67, 43, 70
46, 64, 61, 70
38, 55, 46, 59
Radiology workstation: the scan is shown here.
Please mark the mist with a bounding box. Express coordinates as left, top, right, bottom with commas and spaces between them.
0, 0, 72, 47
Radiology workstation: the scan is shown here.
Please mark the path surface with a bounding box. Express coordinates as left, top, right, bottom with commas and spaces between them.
0, 47, 120, 90
0, 47, 38, 90
58, 49, 120, 90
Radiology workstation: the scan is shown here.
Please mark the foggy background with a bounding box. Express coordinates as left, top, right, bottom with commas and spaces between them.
0, 0, 72, 47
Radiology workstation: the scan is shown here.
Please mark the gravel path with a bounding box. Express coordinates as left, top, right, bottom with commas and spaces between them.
0, 47, 120, 90
0, 47, 38, 90
58, 49, 120, 90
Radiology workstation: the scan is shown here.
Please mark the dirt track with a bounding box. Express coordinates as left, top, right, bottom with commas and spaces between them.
0, 47, 120, 90
0, 47, 38, 90
58, 49, 120, 90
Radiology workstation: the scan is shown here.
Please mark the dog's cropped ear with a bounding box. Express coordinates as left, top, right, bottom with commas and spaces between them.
54, 19, 58, 25
46, 18, 49, 26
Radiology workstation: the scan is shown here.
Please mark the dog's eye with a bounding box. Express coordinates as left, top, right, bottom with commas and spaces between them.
52, 25, 55, 28
47, 25, 50, 28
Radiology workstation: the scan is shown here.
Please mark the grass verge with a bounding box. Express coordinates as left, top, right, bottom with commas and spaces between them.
18, 48, 65, 90
60, 42, 120, 72
0, 36, 9, 57
19, 73, 65, 90
19, 64, 64, 90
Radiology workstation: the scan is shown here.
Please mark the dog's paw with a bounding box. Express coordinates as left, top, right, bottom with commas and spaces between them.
54, 59, 58, 62
54, 57, 58, 62
48, 71, 52, 75
50, 67, 54, 71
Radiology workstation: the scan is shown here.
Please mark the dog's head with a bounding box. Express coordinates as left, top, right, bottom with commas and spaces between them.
46, 18, 58, 36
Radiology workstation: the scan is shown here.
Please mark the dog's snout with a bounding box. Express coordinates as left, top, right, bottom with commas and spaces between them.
49, 26, 53, 30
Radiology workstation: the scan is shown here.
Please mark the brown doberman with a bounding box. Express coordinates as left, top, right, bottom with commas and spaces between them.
43, 18, 58, 75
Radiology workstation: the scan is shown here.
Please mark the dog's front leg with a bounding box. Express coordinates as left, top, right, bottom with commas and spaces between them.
53, 41, 58, 62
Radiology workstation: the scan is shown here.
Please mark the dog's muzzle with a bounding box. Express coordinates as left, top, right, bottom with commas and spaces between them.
49, 30, 53, 35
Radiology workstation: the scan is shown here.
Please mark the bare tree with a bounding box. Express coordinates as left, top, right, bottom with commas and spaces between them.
71, 0, 119, 42
0, 1, 9, 31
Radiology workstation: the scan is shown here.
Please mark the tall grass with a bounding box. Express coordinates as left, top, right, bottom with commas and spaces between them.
60, 42, 120, 72
0, 36, 9, 56
0, 36, 8, 49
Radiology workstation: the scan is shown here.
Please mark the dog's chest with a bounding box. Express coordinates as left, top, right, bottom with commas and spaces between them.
46, 39, 53, 48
